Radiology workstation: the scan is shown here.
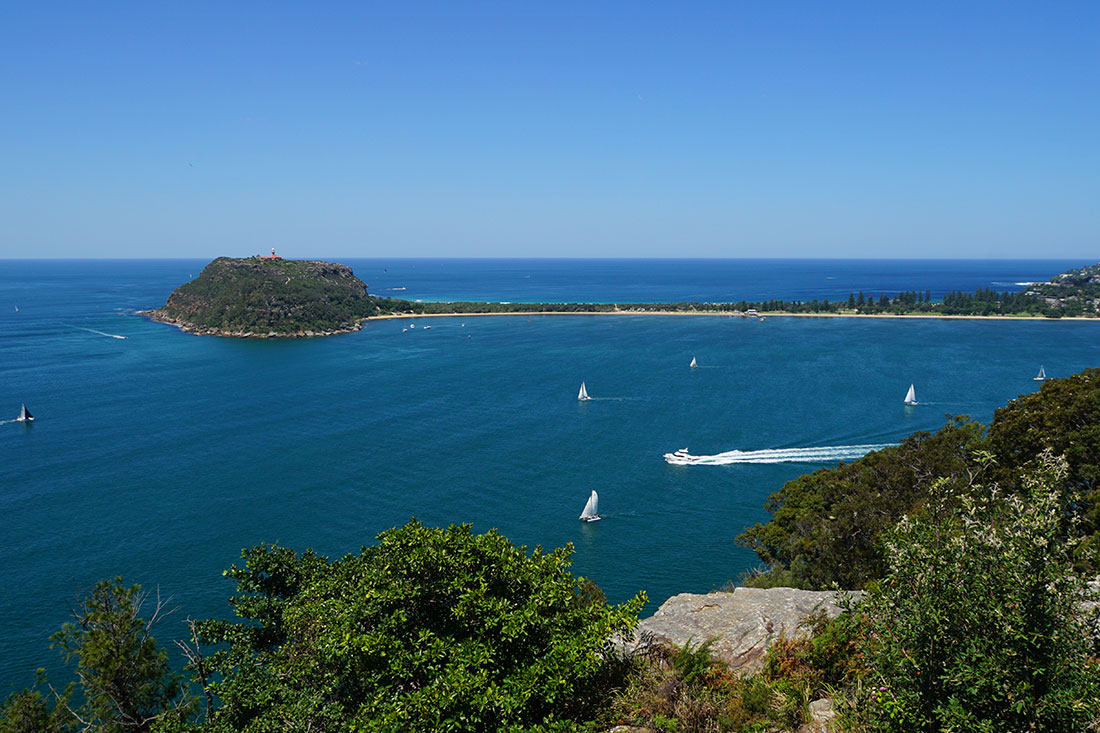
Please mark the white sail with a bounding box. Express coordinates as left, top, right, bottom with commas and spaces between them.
579, 490, 600, 521
1034, 365, 1046, 381
689, 356, 698, 368
904, 384, 917, 405
578, 382, 590, 401
17, 403, 32, 422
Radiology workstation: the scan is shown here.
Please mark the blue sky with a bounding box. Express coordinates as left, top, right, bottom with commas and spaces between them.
2, 2, 1097, 258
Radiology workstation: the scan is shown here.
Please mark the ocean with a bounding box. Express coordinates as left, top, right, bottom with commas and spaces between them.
0, 257, 1095, 692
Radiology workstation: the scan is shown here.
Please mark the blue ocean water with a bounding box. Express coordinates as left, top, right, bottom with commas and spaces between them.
350, 257, 1077, 303
0, 258, 1095, 693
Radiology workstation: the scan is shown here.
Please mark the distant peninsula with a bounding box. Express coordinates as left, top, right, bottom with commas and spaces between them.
145, 257, 1100, 338
143, 255, 379, 337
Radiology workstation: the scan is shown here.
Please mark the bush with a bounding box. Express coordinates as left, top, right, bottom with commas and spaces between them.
853, 454, 1100, 731
198, 520, 644, 732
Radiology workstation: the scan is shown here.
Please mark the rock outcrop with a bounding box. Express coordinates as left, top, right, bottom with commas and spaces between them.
629, 587, 859, 673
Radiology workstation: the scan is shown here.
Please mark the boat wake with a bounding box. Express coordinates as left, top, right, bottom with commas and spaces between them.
664, 443, 894, 465
66, 324, 127, 339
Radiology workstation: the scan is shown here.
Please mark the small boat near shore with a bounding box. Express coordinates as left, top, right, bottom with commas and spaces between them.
1034, 365, 1046, 381
904, 384, 918, 405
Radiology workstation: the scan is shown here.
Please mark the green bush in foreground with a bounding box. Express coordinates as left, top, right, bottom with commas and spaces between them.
197, 520, 645, 732
853, 454, 1100, 732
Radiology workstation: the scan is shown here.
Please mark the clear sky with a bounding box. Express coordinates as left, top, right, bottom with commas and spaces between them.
2, 2, 1098, 258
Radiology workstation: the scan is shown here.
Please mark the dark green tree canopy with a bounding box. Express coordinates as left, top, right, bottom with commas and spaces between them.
737, 417, 985, 589
198, 521, 644, 732
741, 368, 1100, 590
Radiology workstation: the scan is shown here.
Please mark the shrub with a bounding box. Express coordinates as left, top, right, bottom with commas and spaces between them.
197, 520, 644, 732
854, 454, 1100, 732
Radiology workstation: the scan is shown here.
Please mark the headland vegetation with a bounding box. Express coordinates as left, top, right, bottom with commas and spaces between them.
141, 256, 381, 337
144, 257, 1100, 339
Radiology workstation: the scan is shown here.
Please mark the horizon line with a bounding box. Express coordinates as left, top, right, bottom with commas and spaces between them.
0, 256, 1092, 263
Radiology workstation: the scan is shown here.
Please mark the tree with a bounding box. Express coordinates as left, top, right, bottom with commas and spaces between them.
0, 683, 74, 733
986, 367, 1100, 568
198, 520, 645, 732
854, 455, 1100, 732
737, 417, 986, 589
0, 579, 194, 733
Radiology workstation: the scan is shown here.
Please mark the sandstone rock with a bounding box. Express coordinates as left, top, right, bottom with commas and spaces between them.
796, 698, 836, 733
629, 587, 859, 673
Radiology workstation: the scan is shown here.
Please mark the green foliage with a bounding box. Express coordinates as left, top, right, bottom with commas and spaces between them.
0, 683, 74, 733
154, 259, 1099, 336
610, 630, 834, 733
154, 257, 378, 335
0, 579, 194, 733
669, 638, 718, 686
987, 367, 1100, 568
761, 605, 864, 695
737, 417, 986, 589
372, 286, 1063, 319
854, 456, 1100, 732
741, 367, 1100, 588
198, 520, 644, 732
374, 262, 1100, 320
1028, 262, 1100, 315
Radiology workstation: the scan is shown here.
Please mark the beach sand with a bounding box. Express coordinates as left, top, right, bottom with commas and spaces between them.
366, 310, 1100, 323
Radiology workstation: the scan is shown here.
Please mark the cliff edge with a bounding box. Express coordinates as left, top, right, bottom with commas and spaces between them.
627, 587, 858, 673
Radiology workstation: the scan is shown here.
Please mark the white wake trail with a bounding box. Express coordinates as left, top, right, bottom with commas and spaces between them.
66, 324, 127, 339
664, 443, 894, 465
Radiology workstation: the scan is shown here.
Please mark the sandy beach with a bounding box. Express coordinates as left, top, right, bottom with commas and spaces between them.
366, 310, 1100, 323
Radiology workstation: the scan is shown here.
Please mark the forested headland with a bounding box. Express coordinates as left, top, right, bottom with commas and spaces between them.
145, 259, 1100, 340
143, 257, 382, 337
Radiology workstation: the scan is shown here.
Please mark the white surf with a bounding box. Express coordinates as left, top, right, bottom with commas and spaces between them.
664, 443, 894, 465
67, 324, 127, 339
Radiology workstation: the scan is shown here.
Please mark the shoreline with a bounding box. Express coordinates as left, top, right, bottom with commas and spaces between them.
139, 310, 363, 338
366, 310, 1100, 323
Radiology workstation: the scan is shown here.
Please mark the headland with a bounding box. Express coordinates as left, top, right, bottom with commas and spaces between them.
142, 255, 379, 337
145, 257, 1100, 338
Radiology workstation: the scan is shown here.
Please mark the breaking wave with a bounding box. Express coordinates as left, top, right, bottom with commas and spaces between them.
664, 443, 894, 465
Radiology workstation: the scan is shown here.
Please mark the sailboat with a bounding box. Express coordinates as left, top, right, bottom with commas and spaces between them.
16, 403, 33, 422
904, 384, 918, 406
689, 356, 698, 368
1034, 365, 1046, 382
578, 382, 591, 401
579, 490, 600, 522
